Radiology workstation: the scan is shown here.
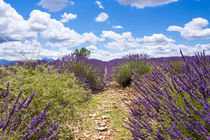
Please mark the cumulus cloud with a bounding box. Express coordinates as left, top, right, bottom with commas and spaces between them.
44, 32, 103, 48
0, 40, 74, 60
37, 0, 70, 12
28, 10, 51, 32
0, 40, 42, 60
117, 0, 178, 9
100, 32, 175, 51
0, 0, 37, 42
112, 25, 123, 29
28, 10, 79, 42
167, 17, 210, 40
101, 31, 140, 50
86, 45, 98, 51
60, 12, 77, 23
95, 1, 104, 9
140, 33, 175, 45
92, 32, 208, 61
0, 0, 104, 60
195, 43, 210, 51
89, 42, 208, 61
95, 12, 109, 22
38, 47, 72, 59
28, 10, 103, 47
100, 31, 122, 40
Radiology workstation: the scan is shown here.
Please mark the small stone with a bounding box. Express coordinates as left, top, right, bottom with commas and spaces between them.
83, 132, 90, 138
98, 135, 105, 140
95, 119, 100, 125
107, 130, 111, 135
96, 126, 107, 131
100, 121, 106, 127
89, 113, 96, 118
105, 110, 111, 113
118, 90, 122, 92
112, 102, 117, 104
102, 115, 110, 119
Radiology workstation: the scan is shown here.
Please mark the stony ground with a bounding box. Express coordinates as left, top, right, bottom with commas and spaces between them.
74, 81, 135, 140
69, 66, 137, 140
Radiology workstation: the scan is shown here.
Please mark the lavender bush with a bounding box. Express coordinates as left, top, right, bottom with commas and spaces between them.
0, 62, 89, 139
105, 58, 124, 84
0, 82, 59, 139
124, 50, 209, 139
51, 54, 105, 92
113, 54, 151, 87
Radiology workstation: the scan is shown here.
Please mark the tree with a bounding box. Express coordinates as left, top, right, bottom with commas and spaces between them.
73, 48, 91, 57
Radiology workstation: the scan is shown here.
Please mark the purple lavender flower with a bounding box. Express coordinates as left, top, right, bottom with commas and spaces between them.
24, 93, 35, 108
124, 50, 210, 139
0, 82, 59, 139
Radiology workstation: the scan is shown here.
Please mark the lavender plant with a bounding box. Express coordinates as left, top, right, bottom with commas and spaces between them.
105, 58, 124, 84
0, 82, 59, 139
113, 54, 151, 87
53, 54, 105, 92
124, 50, 209, 139
0, 62, 89, 139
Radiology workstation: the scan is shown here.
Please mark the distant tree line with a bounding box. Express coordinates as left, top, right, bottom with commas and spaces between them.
73, 48, 90, 58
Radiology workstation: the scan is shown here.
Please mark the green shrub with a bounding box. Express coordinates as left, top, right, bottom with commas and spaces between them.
114, 59, 152, 87
0, 62, 90, 139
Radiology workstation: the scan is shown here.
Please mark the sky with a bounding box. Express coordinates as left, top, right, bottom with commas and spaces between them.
0, 0, 210, 61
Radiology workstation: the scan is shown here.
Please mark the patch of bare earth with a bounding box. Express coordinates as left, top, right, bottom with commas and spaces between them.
74, 80, 135, 140
71, 66, 137, 140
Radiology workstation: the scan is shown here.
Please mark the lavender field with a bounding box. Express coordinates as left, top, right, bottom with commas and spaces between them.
0, 50, 209, 140
1, 0, 210, 139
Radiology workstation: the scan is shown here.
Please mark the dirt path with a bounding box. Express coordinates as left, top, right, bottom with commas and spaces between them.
74, 67, 134, 140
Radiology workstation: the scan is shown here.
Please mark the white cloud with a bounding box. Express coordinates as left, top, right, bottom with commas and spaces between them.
92, 32, 209, 61
91, 42, 209, 61
28, 10, 51, 32
28, 10, 102, 47
101, 31, 139, 42
195, 43, 210, 51
95, 1, 104, 9
100, 31, 122, 40
112, 25, 123, 29
140, 33, 175, 45
0, 40, 74, 60
60, 12, 77, 23
82, 32, 104, 44
44, 32, 103, 48
37, 0, 69, 12
0, 0, 104, 60
0, 0, 37, 42
117, 0, 178, 9
95, 12, 109, 22
86, 45, 98, 51
101, 31, 140, 50
38, 47, 72, 59
167, 17, 210, 40
0, 40, 42, 60
104, 40, 140, 51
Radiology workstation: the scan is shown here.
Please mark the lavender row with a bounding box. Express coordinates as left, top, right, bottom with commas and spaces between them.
124, 50, 209, 139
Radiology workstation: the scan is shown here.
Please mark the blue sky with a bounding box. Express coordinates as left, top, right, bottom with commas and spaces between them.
0, 0, 210, 61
